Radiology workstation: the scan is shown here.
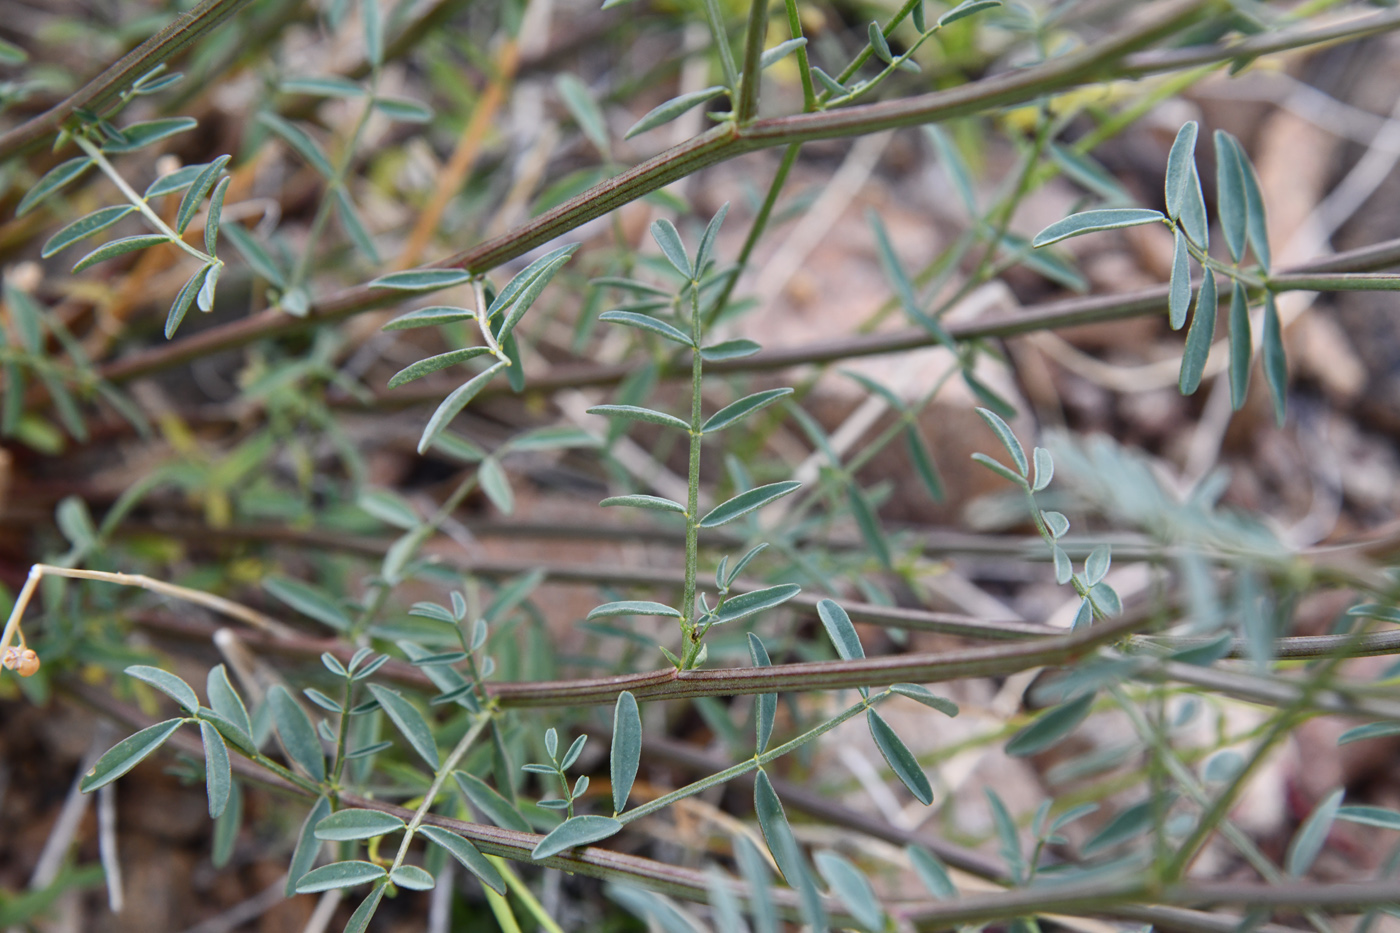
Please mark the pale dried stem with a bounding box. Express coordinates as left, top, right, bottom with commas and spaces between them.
0, 564, 295, 667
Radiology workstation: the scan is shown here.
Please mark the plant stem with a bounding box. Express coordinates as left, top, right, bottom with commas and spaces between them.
1111, 685, 1337, 933
289, 72, 381, 292
0, 0, 257, 159
101, 1, 1400, 386
699, 0, 741, 92
386, 711, 492, 878
680, 281, 705, 669
705, 140, 801, 329
0, 566, 294, 662
73, 135, 221, 268
618, 688, 880, 824
735, 0, 768, 122
782, 0, 816, 111
330, 675, 356, 788
493, 857, 565, 933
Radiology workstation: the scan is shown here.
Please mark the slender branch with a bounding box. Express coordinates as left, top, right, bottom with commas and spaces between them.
90, 0, 1400, 390
735, 0, 769, 122
1267, 272, 1400, 291
73, 135, 221, 268
205, 231, 1400, 409
1118, 5, 1400, 78
0, 0, 257, 159
700, 0, 741, 91
618, 690, 876, 824
386, 712, 491, 877
0, 565, 296, 663
93, 0, 1238, 386
68, 680, 1400, 930
680, 281, 705, 667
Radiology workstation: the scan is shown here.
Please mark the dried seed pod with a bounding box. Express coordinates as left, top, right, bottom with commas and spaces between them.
2, 646, 39, 677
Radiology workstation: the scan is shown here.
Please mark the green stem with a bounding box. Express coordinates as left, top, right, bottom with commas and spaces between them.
1162, 644, 1348, 881
0, 0, 257, 159
330, 675, 355, 788
289, 72, 381, 291
680, 282, 705, 669
1267, 272, 1400, 292
618, 688, 880, 824
782, 0, 816, 112
828, 0, 925, 93
493, 857, 566, 933
74, 134, 221, 268
1110, 685, 1337, 933
252, 751, 322, 795
387, 711, 492, 877
735, 0, 769, 122
704, 140, 801, 325
699, 0, 741, 92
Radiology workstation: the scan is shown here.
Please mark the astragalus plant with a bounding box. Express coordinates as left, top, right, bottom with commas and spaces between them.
3, 0, 1400, 930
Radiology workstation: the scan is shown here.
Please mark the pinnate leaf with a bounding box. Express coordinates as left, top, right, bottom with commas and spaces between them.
264, 575, 351, 630
816, 598, 863, 661
1179, 269, 1217, 395
1005, 691, 1095, 757
18, 157, 92, 217
598, 310, 693, 346
102, 117, 197, 153
587, 600, 680, 619
1287, 789, 1343, 877
1228, 279, 1252, 410
259, 113, 334, 177
418, 362, 506, 454
384, 306, 475, 330
600, 494, 686, 514
1169, 229, 1191, 330
453, 772, 532, 833
711, 584, 800, 625
939, 0, 1001, 25
372, 268, 474, 291
889, 684, 958, 717
207, 664, 251, 737
387, 348, 491, 388
1164, 121, 1198, 221
198, 721, 232, 818
1262, 293, 1287, 425
815, 851, 883, 932
700, 339, 761, 361
1214, 129, 1248, 263
975, 407, 1027, 475
73, 234, 169, 273
587, 404, 690, 432
285, 796, 331, 894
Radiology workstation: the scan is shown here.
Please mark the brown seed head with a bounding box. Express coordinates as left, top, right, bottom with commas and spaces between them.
3, 646, 39, 677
